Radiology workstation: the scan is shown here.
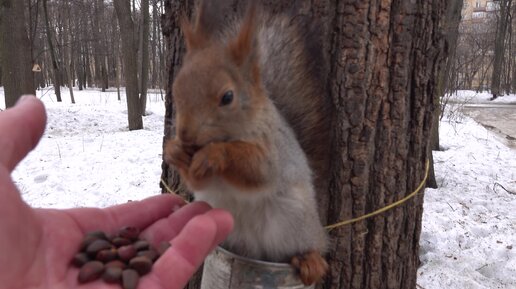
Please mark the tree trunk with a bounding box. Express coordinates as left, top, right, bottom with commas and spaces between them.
93, 0, 101, 89
491, 0, 512, 99
151, 0, 158, 88
114, 10, 122, 102
116, 49, 122, 102
157, 5, 165, 90
0, 0, 35, 107
140, 0, 150, 115
84, 44, 93, 88
43, 0, 62, 102
161, 1, 446, 289
428, 0, 464, 189
114, 0, 143, 130
64, 0, 75, 104
77, 48, 84, 90
513, 1, 516, 94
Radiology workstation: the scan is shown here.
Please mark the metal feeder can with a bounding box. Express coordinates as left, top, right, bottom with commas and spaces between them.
201, 246, 315, 289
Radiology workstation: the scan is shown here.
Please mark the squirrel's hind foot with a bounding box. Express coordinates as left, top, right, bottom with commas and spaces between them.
291, 250, 328, 286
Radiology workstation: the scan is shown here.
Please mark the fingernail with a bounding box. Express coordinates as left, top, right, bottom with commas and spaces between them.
16, 95, 35, 106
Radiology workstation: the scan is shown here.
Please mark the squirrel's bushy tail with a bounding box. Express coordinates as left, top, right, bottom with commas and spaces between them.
257, 12, 332, 189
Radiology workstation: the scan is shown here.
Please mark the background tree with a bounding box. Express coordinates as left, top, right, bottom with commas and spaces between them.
512, 2, 516, 92
2, 0, 167, 112
42, 0, 62, 102
1, 0, 167, 125
0, 0, 35, 107
63, 0, 75, 103
139, 0, 150, 115
113, 0, 143, 130
490, 0, 513, 99
160, 1, 447, 289
448, 0, 516, 95
428, 0, 464, 189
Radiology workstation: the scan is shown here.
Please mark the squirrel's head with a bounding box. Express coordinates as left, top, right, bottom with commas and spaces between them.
173, 1, 264, 148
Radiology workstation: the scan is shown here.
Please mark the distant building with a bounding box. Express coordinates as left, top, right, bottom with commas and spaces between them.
462, 0, 499, 21
456, 0, 500, 90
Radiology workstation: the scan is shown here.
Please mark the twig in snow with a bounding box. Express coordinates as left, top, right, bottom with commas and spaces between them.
416, 284, 427, 289
446, 202, 455, 211
493, 182, 515, 195
56, 141, 61, 159
475, 264, 489, 271
99, 135, 104, 152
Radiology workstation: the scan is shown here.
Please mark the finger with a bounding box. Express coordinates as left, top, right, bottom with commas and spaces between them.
145, 210, 233, 289
201, 209, 234, 247
0, 95, 46, 171
139, 201, 212, 245
65, 194, 186, 233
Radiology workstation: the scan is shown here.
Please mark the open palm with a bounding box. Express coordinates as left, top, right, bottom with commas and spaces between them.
0, 96, 233, 289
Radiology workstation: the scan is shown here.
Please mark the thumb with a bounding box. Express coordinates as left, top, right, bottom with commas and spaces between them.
0, 95, 46, 172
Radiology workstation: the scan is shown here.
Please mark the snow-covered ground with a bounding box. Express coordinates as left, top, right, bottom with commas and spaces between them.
1, 87, 167, 208
447, 90, 516, 104
419, 119, 515, 288
1, 88, 515, 288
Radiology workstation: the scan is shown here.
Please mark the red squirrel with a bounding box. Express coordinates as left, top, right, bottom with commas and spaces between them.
165, 1, 329, 285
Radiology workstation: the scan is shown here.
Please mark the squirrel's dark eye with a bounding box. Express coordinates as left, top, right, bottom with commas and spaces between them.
220, 90, 234, 106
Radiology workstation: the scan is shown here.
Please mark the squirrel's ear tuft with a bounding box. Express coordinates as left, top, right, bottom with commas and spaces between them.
181, 14, 201, 51
228, 4, 259, 80
182, 0, 228, 51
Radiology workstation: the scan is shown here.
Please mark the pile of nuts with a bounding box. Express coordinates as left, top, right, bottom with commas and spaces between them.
72, 226, 170, 289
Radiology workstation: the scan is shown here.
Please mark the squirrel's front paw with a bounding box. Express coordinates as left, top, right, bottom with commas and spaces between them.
291, 251, 328, 285
164, 139, 192, 173
189, 143, 227, 181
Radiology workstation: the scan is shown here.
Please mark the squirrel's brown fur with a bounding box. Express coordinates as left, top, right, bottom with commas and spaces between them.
165, 1, 330, 285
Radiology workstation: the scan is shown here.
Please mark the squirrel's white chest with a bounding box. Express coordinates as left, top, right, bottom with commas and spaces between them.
193, 180, 297, 262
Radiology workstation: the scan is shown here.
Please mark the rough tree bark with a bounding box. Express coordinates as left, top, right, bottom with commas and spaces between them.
114, 0, 143, 130
161, 1, 446, 289
0, 0, 35, 107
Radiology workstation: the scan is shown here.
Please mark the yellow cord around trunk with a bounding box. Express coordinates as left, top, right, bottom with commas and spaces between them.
324, 160, 430, 231
161, 160, 430, 231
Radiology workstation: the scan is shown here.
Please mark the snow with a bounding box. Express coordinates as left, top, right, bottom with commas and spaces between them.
447, 90, 516, 104
419, 116, 516, 289
1, 88, 515, 288
1, 87, 168, 208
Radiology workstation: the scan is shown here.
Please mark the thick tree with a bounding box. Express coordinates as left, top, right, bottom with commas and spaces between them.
161, 1, 446, 289
114, 0, 143, 130
0, 0, 35, 107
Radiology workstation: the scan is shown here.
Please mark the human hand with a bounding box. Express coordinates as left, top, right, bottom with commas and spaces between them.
0, 95, 234, 289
